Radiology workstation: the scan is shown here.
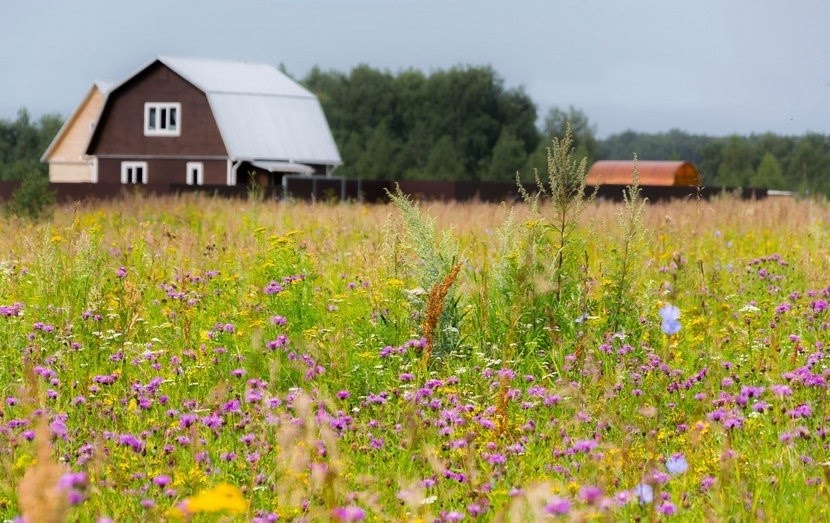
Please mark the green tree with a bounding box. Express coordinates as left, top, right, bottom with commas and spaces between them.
424, 135, 465, 180
786, 134, 830, 195
354, 124, 404, 180
302, 64, 539, 181
752, 152, 785, 190
543, 106, 597, 161
715, 135, 756, 187
6, 169, 55, 219
485, 127, 527, 182
0, 109, 64, 181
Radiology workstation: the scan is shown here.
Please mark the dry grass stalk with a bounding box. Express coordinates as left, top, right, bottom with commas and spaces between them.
17, 418, 69, 523
421, 262, 462, 365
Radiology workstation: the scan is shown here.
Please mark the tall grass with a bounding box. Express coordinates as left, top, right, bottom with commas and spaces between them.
0, 192, 828, 521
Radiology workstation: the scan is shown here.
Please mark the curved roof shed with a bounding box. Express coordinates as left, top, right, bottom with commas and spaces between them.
587, 161, 700, 187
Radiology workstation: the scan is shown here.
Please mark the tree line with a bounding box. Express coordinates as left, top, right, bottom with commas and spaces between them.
0, 109, 62, 181
2, 64, 830, 195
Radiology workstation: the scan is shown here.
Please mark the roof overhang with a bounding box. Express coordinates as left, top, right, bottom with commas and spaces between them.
251, 160, 315, 175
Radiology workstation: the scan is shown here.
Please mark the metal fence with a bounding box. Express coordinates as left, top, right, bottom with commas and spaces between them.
0, 180, 771, 204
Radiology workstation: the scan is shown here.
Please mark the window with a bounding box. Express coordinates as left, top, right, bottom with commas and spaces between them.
186, 162, 204, 185
144, 102, 181, 136
121, 161, 148, 184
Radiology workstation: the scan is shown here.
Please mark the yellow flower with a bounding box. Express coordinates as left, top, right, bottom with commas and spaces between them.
172, 483, 248, 518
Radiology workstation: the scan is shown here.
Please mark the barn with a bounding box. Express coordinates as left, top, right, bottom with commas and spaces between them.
586, 160, 701, 187
73, 56, 341, 188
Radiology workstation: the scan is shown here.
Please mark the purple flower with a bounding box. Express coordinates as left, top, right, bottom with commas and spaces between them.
331, 505, 365, 521
116, 267, 127, 278
660, 304, 681, 335
579, 485, 603, 505
544, 497, 571, 515
152, 475, 171, 487
263, 281, 284, 295
658, 501, 677, 515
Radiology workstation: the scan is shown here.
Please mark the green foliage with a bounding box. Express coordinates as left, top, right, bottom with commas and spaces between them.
5, 171, 55, 219
421, 135, 465, 181
485, 127, 527, 182
0, 109, 61, 181
602, 157, 647, 333
598, 129, 830, 194
752, 152, 785, 190
0, 195, 829, 521
385, 187, 462, 355
303, 64, 538, 182
511, 123, 595, 351
542, 105, 598, 162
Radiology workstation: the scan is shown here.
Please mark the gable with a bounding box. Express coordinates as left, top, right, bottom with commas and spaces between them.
87, 61, 227, 157
42, 83, 107, 163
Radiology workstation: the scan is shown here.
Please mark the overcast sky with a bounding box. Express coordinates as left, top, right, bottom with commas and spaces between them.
2, 0, 828, 138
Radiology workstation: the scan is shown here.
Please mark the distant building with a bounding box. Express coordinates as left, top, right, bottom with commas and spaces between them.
587, 160, 701, 187
45, 56, 341, 188
41, 82, 111, 183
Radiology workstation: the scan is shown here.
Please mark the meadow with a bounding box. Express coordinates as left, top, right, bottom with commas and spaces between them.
0, 188, 828, 521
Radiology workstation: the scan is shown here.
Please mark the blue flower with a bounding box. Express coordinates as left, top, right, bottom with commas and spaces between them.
633, 483, 653, 504
666, 453, 688, 475
660, 304, 681, 335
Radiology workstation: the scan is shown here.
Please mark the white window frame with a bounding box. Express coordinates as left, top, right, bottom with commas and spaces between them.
144, 102, 181, 136
186, 162, 204, 185
121, 161, 148, 184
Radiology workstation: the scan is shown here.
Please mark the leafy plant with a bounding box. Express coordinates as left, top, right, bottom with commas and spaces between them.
603, 155, 648, 334
5, 172, 55, 219
385, 186, 463, 357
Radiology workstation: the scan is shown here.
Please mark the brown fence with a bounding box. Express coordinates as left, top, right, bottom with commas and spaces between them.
0, 180, 769, 205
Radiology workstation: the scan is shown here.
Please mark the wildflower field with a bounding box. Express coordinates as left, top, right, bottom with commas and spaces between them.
0, 187, 829, 521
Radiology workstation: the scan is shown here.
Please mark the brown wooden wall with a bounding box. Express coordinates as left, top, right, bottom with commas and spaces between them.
88, 61, 227, 185
97, 158, 227, 185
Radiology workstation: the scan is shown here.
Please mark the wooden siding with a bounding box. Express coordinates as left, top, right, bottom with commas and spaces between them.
45, 85, 107, 182
49, 162, 96, 183
97, 158, 227, 185
88, 61, 227, 185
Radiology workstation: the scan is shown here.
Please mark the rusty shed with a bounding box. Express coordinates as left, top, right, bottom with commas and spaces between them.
586, 160, 701, 187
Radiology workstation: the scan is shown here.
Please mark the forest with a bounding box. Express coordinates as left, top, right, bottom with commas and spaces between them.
3, 64, 830, 194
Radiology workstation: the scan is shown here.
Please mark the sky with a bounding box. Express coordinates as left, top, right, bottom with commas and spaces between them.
1, 0, 828, 138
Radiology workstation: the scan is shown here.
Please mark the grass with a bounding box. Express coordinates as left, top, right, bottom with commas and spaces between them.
0, 192, 828, 521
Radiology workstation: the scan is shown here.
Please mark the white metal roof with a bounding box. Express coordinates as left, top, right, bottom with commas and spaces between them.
157, 56, 341, 165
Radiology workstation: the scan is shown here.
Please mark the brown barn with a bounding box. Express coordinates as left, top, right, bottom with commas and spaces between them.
81, 56, 341, 188
586, 161, 701, 187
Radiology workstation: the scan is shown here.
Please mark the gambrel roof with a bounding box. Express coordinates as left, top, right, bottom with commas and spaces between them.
99, 56, 341, 166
